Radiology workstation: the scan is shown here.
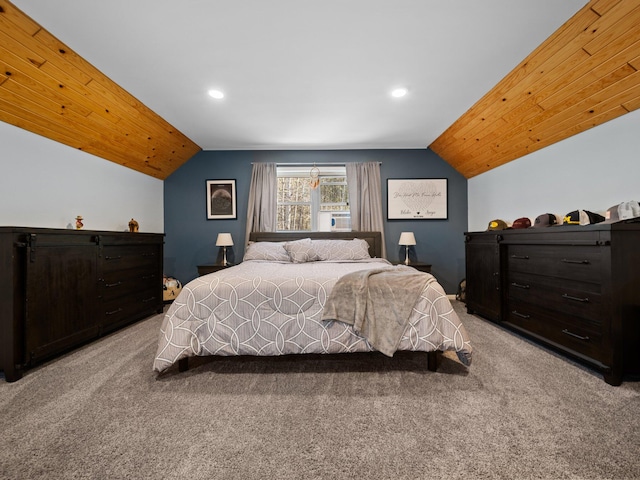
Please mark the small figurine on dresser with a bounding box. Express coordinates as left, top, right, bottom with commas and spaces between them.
75, 215, 84, 230
128, 218, 139, 233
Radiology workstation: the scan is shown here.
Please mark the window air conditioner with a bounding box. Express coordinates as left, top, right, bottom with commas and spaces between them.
318, 211, 351, 231
331, 212, 351, 231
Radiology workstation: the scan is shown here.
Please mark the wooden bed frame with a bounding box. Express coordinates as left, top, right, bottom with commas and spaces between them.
249, 231, 384, 258
177, 231, 439, 373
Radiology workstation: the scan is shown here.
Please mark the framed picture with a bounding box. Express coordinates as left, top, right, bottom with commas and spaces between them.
387, 178, 448, 220
206, 179, 237, 220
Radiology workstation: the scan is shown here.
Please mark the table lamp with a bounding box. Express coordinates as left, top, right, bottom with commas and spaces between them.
216, 233, 234, 266
399, 231, 416, 265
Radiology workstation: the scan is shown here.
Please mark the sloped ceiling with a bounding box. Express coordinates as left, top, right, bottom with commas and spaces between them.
0, 0, 200, 180
431, 0, 640, 178
2, 1, 638, 180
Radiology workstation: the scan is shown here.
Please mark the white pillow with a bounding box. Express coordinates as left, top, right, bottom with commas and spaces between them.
243, 241, 291, 262
312, 239, 371, 261
283, 238, 318, 263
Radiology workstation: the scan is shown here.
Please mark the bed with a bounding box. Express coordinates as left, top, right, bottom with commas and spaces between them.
153, 231, 472, 375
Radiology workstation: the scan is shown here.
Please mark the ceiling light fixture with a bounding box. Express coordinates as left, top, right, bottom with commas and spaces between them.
208, 89, 224, 99
391, 87, 408, 98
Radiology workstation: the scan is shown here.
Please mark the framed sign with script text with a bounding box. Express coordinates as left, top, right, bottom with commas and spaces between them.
387, 179, 448, 220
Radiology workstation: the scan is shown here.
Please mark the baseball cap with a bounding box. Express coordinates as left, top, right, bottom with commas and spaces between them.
603, 200, 640, 223
533, 213, 558, 228
563, 210, 605, 226
487, 219, 508, 230
512, 217, 531, 229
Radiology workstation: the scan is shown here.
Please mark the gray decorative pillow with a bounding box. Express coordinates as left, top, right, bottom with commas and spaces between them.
283, 238, 318, 263
243, 241, 291, 262
312, 239, 371, 261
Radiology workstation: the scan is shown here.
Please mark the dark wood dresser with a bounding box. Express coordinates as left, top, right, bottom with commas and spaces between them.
465, 223, 640, 385
0, 227, 164, 382
464, 233, 503, 322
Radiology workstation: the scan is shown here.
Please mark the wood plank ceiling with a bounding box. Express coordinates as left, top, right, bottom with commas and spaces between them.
430, 0, 640, 178
1, 0, 638, 181
0, 0, 201, 180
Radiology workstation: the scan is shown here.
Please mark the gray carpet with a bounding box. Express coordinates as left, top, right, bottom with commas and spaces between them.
1, 301, 638, 480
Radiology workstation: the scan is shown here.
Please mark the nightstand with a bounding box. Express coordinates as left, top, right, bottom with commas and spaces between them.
197, 264, 232, 276
394, 262, 432, 273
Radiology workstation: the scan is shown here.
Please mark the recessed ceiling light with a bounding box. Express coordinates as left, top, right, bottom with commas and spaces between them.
391, 87, 408, 98
208, 89, 224, 99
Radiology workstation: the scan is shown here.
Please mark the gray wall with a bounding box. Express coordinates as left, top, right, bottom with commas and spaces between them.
468, 109, 640, 232
164, 149, 467, 293
0, 121, 164, 233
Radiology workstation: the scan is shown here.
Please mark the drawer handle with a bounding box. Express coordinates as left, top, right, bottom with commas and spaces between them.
105, 255, 122, 260
562, 329, 590, 342
106, 308, 123, 315
561, 259, 590, 265
142, 296, 157, 303
105, 281, 123, 288
511, 310, 530, 319
142, 274, 156, 280
510, 255, 529, 260
511, 282, 530, 289
561, 293, 589, 303
142, 252, 156, 257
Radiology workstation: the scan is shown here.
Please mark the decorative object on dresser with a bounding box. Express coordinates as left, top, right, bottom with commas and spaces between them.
0, 227, 164, 382
398, 231, 416, 265
216, 232, 234, 266
464, 223, 640, 385
128, 218, 139, 232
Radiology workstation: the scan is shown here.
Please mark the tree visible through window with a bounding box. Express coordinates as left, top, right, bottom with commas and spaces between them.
277, 166, 349, 231
277, 176, 311, 231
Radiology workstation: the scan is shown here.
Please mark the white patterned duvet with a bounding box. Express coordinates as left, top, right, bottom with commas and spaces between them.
153, 259, 472, 373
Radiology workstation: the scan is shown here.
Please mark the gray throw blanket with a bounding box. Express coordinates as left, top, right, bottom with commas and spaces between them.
322, 266, 435, 356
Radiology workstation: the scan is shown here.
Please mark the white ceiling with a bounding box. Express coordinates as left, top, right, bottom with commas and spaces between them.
14, 0, 587, 151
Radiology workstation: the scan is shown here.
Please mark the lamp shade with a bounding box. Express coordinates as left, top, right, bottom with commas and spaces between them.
216, 233, 234, 247
398, 232, 416, 246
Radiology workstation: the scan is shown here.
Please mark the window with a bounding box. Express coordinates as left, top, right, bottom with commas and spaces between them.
277, 166, 350, 231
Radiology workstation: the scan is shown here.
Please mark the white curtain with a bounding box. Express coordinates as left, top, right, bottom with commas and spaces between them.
346, 162, 386, 258
245, 162, 277, 246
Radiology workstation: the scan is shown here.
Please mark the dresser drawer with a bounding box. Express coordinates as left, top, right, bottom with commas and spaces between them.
507, 245, 603, 283
101, 288, 160, 329
507, 271, 603, 322
506, 299, 605, 362
102, 257, 158, 281
101, 245, 160, 274
101, 272, 161, 302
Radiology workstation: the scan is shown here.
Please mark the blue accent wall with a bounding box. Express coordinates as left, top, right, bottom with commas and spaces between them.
164, 149, 467, 293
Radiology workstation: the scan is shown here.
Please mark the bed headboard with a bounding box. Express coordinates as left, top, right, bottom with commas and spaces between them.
249, 231, 383, 259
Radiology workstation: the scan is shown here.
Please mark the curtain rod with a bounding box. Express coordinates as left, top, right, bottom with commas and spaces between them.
250, 162, 382, 165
